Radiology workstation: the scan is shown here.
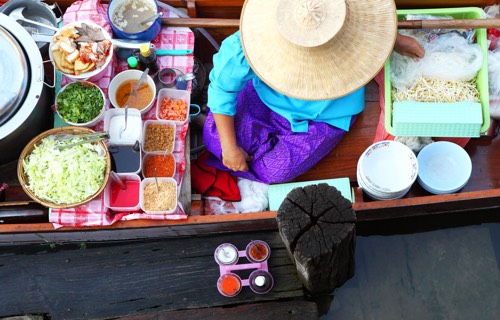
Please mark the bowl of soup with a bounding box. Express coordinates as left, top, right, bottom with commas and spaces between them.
107, 0, 161, 41
108, 69, 156, 115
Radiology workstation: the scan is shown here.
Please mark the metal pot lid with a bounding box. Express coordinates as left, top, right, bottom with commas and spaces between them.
0, 25, 29, 126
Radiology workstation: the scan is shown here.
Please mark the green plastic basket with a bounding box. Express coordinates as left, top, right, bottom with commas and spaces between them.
384, 7, 490, 137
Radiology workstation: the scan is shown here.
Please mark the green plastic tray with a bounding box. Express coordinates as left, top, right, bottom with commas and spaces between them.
384, 7, 490, 137
267, 178, 352, 211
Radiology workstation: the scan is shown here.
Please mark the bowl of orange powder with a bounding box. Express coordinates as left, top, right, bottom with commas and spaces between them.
142, 152, 176, 178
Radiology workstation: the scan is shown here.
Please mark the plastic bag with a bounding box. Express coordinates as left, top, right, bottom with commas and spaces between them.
488, 49, 500, 119
391, 34, 483, 90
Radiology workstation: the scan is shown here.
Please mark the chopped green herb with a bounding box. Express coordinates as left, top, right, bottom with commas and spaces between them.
57, 82, 104, 123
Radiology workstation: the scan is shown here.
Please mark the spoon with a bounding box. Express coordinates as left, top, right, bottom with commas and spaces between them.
110, 171, 127, 190
140, 12, 163, 26
131, 68, 149, 97
153, 168, 160, 193
9, 7, 59, 33
120, 105, 128, 139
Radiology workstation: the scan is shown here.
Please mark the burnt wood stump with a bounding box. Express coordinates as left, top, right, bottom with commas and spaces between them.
276, 183, 356, 295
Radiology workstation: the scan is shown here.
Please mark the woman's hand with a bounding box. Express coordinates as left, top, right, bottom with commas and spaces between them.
212, 113, 251, 172
394, 34, 425, 61
222, 145, 251, 172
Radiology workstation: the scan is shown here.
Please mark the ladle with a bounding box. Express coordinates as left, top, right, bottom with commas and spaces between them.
9, 7, 59, 33
140, 12, 163, 26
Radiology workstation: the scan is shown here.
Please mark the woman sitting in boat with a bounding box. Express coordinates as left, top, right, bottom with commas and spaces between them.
202, 0, 424, 184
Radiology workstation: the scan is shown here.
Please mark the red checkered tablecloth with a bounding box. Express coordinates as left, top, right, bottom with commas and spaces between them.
49, 0, 194, 228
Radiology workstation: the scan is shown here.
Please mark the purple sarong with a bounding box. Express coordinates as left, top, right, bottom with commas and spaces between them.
203, 81, 357, 184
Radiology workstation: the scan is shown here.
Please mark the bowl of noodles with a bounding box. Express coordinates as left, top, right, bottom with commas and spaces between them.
49, 20, 114, 81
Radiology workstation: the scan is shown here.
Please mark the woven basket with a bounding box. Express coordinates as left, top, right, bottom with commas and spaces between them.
17, 126, 111, 209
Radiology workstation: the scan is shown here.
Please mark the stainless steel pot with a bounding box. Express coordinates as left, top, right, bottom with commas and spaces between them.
0, 0, 60, 55
0, 13, 53, 165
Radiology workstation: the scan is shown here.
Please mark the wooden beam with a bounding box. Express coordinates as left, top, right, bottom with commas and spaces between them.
162, 17, 500, 29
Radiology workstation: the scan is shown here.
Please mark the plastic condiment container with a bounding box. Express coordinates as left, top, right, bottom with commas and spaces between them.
217, 273, 242, 297
245, 240, 271, 263
155, 88, 191, 125
248, 270, 274, 294
214, 243, 239, 266
142, 152, 176, 178
142, 119, 176, 154
140, 177, 178, 214
103, 173, 141, 212
103, 108, 143, 145
108, 143, 142, 175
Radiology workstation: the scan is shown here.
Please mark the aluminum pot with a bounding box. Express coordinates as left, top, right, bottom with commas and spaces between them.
0, 0, 60, 55
0, 13, 53, 165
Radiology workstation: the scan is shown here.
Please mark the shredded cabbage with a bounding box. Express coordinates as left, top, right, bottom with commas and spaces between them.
23, 136, 107, 204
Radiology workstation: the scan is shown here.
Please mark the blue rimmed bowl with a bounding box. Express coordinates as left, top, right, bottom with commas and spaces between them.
107, 0, 161, 41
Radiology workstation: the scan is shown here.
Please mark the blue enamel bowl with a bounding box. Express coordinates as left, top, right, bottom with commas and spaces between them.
107, 0, 161, 41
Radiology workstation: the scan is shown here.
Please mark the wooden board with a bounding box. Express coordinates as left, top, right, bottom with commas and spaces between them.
0, 231, 304, 319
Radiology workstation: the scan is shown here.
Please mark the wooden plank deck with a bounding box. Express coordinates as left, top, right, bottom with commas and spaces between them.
0, 231, 308, 319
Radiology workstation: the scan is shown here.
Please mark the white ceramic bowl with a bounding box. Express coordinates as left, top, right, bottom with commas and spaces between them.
108, 70, 156, 114
49, 20, 114, 81
417, 141, 472, 194
55, 81, 106, 127
358, 140, 418, 195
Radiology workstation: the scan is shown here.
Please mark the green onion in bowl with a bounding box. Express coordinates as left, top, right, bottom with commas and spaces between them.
56, 81, 106, 126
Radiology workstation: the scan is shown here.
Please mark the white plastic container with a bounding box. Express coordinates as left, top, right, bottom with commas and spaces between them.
142, 119, 176, 154
142, 152, 176, 178
107, 143, 142, 175
155, 88, 191, 125
103, 108, 142, 145
103, 173, 141, 212
140, 177, 178, 214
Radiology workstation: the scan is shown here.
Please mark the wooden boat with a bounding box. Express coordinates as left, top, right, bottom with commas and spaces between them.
0, 0, 499, 244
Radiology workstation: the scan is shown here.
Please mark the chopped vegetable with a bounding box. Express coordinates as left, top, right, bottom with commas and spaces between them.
57, 82, 104, 123
23, 136, 107, 204
158, 97, 187, 121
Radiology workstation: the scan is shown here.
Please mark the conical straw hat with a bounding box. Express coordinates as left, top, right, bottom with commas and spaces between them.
240, 0, 397, 100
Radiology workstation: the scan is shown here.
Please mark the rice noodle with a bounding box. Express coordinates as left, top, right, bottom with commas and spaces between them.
392, 77, 480, 103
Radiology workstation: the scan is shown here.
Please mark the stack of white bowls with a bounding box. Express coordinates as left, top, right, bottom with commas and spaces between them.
357, 140, 418, 200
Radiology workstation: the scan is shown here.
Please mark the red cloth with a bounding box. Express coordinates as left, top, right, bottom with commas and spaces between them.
192, 152, 241, 201
373, 70, 471, 148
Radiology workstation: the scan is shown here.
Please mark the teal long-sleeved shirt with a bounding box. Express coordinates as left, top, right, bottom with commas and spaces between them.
207, 31, 365, 133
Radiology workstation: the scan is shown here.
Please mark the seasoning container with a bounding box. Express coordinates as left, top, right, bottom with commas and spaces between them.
246, 240, 271, 263
217, 273, 242, 297
138, 44, 158, 74
153, 68, 178, 93
214, 243, 239, 266
126, 56, 140, 70
248, 270, 274, 294
103, 173, 141, 212
104, 108, 143, 145
142, 119, 176, 154
108, 143, 142, 175
142, 152, 176, 178
156, 88, 191, 125
140, 177, 178, 214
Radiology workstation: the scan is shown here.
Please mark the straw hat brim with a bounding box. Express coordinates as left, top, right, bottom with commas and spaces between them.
240, 0, 398, 100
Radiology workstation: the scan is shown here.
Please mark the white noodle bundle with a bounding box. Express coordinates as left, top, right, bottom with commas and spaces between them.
392, 77, 480, 103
